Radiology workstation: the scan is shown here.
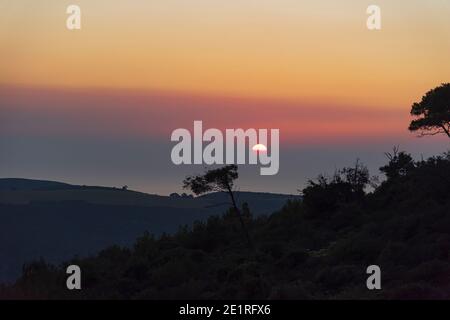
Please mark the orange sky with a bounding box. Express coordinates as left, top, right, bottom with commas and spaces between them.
1, 0, 450, 110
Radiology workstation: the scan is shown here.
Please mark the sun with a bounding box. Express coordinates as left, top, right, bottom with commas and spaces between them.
252, 144, 267, 152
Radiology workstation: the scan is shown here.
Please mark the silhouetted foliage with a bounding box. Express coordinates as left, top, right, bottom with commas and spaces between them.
380, 147, 415, 180
1, 152, 450, 300
183, 165, 252, 248
409, 83, 450, 138
301, 160, 370, 215
183, 165, 238, 195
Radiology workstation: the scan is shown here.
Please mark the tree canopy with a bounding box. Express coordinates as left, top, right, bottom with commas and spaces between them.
183, 165, 238, 195
183, 165, 252, 248
409, 83, 450, 138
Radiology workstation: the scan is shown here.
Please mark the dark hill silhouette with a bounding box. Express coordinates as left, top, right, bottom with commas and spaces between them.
0, 178, 73, 191
1, 151, 448, 299
0, 179, 299, 283
0, 178, 298, 211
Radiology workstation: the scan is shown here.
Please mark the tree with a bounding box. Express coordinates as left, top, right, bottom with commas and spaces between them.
379, 147, 415, 180
409, 83, 450, 138
301, 160, 370, 214
340, 159, 370, 193
182, 165, 252, 248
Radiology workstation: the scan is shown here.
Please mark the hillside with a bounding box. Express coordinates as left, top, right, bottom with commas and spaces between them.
0, 179, 299, 283
0, 178, 73, 191
1, 151, 448, 299
0, 178, 297, 212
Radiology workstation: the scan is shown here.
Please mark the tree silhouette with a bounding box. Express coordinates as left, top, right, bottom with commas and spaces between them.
301, 160, 370, 214
340, 159, 370, 193
409, 83, 450, 138
380, 147, 415, 180
183, 165, 252, 248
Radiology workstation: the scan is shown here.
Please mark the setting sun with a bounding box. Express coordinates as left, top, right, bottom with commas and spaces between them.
252, 144, 267, 152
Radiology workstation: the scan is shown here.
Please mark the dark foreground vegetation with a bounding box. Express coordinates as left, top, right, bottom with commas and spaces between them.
1, 150, 449, 299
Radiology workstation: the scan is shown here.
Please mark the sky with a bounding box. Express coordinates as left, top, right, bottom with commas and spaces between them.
1, 0, 449, 194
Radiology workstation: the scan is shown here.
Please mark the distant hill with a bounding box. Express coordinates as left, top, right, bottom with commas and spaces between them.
0, 178, 74, 191
0, 178, 297, 214
0, 178, 300, 283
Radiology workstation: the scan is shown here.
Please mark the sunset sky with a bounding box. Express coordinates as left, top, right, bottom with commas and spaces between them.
1, 0, 449, 194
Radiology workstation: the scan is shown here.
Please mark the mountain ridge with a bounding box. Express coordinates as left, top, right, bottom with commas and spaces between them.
0, 178, 299, 283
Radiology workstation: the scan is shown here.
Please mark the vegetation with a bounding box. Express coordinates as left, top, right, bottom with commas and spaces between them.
183, 164, 252, 248
409, 83, 450, 138
1, 149, 449, 300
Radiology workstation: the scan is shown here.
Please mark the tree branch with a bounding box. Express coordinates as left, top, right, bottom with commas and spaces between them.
440, 123, 450, 138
